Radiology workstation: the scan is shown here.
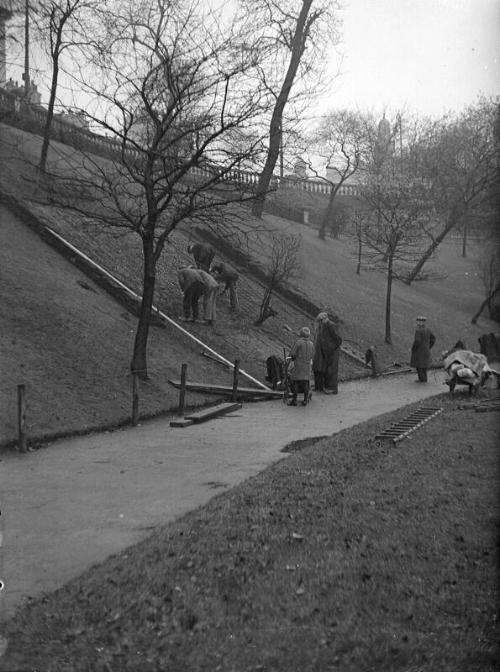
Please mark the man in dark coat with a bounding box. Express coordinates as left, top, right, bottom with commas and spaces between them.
187, 242, 215, 272
211, 262, 239, 311
410, 316, 436, 382
312, 312, 342, 394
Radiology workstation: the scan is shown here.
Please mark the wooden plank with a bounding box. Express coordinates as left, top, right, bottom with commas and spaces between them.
170, 418, 195, 428
168, 379, 282, 398
185, 402, 242, 423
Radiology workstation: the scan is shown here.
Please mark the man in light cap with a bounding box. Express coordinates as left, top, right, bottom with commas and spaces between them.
410, 316, 436, 382
313, 311, 342, 393
287, 326, 313, 406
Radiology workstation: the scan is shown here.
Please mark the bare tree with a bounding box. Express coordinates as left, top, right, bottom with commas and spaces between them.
405, 96, 500, 284
471, 228, 500, 324
352, 208, 365, 275
44, 0, 271, 378
358, 170, 434, 344
29, 0, 101, 173
255, 233, 301, 325
308, 109, 371, 239
239, 0, 340, 218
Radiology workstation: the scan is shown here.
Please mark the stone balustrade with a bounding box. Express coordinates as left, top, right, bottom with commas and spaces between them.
0, 87, 358, 197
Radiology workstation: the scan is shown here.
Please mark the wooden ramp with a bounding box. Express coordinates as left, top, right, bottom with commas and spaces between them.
168, 379, 282, 399
170, 402, 242, 428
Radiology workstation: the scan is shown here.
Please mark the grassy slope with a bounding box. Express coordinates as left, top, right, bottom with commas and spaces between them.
0, 125, 368, 446
0, 122, 498, 446
1, 395, 498, 672
0, 203, 226, 442
219, 208, 495, 366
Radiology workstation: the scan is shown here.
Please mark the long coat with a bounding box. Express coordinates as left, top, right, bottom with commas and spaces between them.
313, 319, 342, 372
410, 326, 436, 368
313, 319, 342, 390
289, 337, 313, 381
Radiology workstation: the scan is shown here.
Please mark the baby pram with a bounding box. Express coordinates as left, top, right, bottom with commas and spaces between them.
283, 347, 313, 406
264, 353, 293, 402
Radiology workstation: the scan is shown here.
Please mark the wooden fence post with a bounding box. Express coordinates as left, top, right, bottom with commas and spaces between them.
178, 363, 187, 416
232, 359, 240, 402
132, 373, 139, 426
17, 384, 27, 453
366, 346, 379, 378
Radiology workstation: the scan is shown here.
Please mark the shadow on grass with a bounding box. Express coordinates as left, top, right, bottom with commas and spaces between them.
281, 435, 331, 453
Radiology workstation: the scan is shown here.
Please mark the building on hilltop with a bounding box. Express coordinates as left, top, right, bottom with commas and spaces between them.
374, 114, 395, 168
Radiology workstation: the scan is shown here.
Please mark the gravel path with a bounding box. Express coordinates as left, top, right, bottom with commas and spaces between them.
0, 371, 446, 622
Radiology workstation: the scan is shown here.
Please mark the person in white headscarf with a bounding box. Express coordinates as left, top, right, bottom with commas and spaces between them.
312, 311, 342, 394
287, 326, 314, 406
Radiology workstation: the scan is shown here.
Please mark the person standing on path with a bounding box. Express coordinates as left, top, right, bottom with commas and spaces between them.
187, 242, 216, 272
313, 311, 342, 394
177, 267, 205, 322
287, 327, 314, 406
211, 262, 239, 311
410, 316, 436, 382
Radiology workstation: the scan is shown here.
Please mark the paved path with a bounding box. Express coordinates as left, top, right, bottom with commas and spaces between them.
0, 371, 446, 622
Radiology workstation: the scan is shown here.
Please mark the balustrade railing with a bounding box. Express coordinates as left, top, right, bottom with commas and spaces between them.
0, 88, 358, 198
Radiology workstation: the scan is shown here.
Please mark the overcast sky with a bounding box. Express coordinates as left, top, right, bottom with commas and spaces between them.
315, 0, 500, 119
9, 0, 499, 120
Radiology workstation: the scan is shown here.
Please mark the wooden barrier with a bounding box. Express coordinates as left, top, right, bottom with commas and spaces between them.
178, 363, 188, 416
231, 359, 240, 402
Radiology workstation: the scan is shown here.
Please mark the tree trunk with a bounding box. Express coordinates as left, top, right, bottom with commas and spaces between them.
255, 285, 274, 325
252, 0, 314, 218
404, 215, 459, 285
39, 33, 62, 173
318, 184, 338, 240
131, 235, 156, 379
471, 281, 500, 324
385, 257, 393, 344
356, 235, 362, 275
461, 220, 467, 258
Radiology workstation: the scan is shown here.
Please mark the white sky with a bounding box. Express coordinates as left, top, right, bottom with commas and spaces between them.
316, 0, 500, 119
7, 0, 499, 119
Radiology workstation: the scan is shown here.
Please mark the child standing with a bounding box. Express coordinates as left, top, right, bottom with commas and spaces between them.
287, 327, 314, 406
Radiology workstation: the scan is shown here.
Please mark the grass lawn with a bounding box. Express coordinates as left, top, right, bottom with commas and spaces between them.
1, 393, 498, 672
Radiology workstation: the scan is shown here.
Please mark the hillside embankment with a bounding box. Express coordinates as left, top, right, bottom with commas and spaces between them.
0, 122, 497, 448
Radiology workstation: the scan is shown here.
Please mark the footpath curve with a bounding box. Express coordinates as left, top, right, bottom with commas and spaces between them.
0, 371, 446, 622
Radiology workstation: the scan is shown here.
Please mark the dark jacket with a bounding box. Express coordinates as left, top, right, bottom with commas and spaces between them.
410, 326, 436, 368
211, 262, 238, 288
313, 319, 342, 372
189, 243, 215, 271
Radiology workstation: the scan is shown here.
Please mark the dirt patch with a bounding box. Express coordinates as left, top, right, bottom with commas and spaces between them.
281, 435, 331, 453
